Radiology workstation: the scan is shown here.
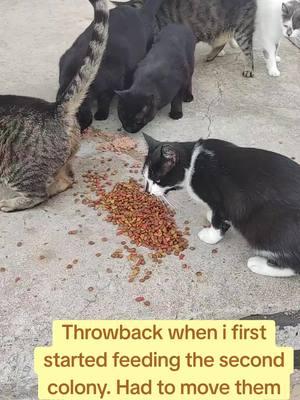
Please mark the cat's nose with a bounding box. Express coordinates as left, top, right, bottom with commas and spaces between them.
287, 27, 293, 36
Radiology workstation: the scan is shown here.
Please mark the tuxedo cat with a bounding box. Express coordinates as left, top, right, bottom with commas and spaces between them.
143, 134, 300, 277
58, 0, 164, 130
116, 23, 196, 133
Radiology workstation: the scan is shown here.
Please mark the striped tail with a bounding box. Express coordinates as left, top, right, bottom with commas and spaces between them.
57, 0, 109, 117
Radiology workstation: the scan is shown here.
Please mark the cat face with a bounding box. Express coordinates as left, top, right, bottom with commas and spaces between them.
282, 1, 300, 37
143, 134, 186, 197
116, 90, 156, 133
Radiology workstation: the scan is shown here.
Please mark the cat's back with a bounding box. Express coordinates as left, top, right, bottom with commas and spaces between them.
0, 95, 55, 119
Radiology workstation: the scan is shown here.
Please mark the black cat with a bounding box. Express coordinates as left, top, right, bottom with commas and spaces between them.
57, 0, 164, 130
143, 134, 300, 277
116, 23, 196, 133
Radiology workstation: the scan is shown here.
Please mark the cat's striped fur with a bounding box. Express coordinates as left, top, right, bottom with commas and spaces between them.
0, 0, 109, 212
112, 0, 257, 77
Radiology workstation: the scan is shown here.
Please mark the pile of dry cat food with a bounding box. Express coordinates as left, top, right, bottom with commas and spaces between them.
101, 179, 188, 254
85, 175, 188, 255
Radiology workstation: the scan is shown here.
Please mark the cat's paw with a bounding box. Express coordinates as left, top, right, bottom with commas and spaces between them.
198, 226, 223, 245
169, 111, 183, 120
94, 109, 109, 121
183, 93, 194, 103
268, 67, 280, 77
247, 256, 296, 277
276, 55, 281, 63
242, 69, 254, 78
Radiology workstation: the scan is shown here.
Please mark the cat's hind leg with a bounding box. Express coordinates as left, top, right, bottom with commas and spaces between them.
47, 163, 74, 197
247, 256, 296, 277
198, 210, 230, 245
235, 32, 254, 77
263, 42, 280, 77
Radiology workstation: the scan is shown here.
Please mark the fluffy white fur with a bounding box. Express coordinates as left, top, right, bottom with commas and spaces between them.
254, 0, 284, 77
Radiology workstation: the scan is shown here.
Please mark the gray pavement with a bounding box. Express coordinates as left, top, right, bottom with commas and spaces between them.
0, 0, 299, 398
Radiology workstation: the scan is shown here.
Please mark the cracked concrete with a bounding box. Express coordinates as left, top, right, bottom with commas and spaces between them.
0, 0, 300, 398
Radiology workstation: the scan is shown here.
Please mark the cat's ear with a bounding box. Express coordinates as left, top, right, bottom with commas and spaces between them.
161, 145, 177, 163
282, 2, 288, 14
143, 133, 159, 150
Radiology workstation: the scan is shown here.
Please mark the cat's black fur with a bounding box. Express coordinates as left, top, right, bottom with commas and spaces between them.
143, 134, 300, 276
112, 0, 257, 77
116, 23, 196, 133
58, 0, 164, 130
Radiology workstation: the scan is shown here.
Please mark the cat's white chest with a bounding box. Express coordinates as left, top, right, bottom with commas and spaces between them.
184, 145, 204, 204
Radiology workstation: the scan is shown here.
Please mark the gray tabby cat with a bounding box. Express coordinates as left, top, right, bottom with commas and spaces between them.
112, 0, 257, 77
0, 0, 109, 212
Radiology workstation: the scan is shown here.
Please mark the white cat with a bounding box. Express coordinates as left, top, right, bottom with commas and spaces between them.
254, 0, 284, 77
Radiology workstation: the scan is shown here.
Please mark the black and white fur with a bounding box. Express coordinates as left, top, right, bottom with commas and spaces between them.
116, 23, 196, 133
143, 134, 300, 277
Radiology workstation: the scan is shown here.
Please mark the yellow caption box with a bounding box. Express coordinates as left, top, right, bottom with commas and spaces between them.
35, 320, 294, 399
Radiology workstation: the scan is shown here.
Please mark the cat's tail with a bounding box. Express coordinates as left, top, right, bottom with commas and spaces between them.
56, 0, 109, 118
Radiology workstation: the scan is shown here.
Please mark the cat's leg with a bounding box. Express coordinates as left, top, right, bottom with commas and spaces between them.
263, 42, 280, 77
0, 194, 46, 212
169, 91, 183, 120
47, 163, 74, 197
77, 96, 93, 131
206, 44, 226, 62
235, 33, 254, 77
275, 42, 281, 62
94, 90, 114, 121
198, 210, 230, 245
183, 78, 194, 103
247, 256, 296, 277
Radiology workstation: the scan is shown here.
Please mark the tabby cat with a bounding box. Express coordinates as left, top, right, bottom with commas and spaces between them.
112, 0, 257, 77
0, 0, 109, 212
143, 134, 300, 277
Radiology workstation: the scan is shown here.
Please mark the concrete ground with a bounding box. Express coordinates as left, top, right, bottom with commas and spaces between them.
0, 0, 299, 398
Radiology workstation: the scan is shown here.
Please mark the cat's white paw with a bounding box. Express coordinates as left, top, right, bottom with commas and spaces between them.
198, 226, 223, 245
206, 209, 213, 223
229, 38, 239, 49
268, 67, 280, 77
247, 257, 296, 277
276, 55, 281, 63
217, 50, 226, 57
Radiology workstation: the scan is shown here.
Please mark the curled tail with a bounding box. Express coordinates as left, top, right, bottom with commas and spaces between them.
57, 0, 109, 117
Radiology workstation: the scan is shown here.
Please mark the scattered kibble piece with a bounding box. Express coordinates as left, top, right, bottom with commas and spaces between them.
212, 248, 218, 254
135, 296, 145, 302
95, 253, 102, 258
73, 259, 79, 264
102, 237, 108, 242
196, 271, 203, 277
15, 277, 21, 283
88, 287, 94, 292
39, 255, 46, 260
68, 230, 78, 235
88, 241, 95, 245
66, 264, 73, 269
17, 242, 23, 247
144, 301, 151, 307
0, 267, 6, 272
